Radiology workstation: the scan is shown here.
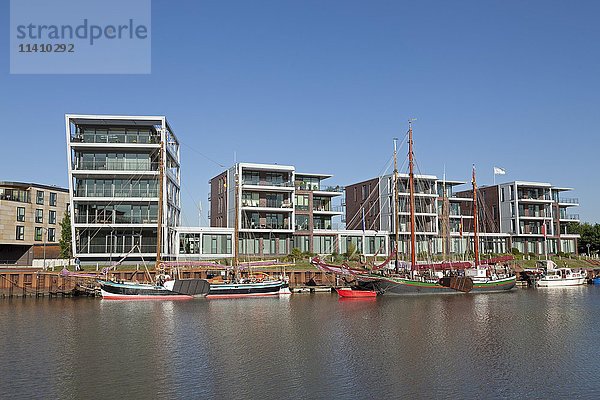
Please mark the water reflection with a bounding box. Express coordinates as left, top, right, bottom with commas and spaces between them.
2, 289, 600, 399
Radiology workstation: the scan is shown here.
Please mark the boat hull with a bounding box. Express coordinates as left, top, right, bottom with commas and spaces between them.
537, 278, 586, 287
336, 287, 378, 298
358, 275, 516, 295
206, 280, 286, 298
99, 281, 194, 300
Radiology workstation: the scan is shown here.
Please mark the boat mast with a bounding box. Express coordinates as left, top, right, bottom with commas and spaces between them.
408, 121, 416, 270
233, 164, 240, 279
155, 131, 164, 269
393, 138, 399, 272
441, 167, 450, 260
472, 165, 479, 267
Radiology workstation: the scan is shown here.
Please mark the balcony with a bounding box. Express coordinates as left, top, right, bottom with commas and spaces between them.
74, 161, 159, 172
74, 189, 158, 198
559, 197, 579, 205
74, 215, 158, 224
72, 132, 160, 145
560, 214, 580, 221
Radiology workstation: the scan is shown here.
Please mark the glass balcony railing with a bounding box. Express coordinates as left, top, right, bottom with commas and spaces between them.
74, 189, 158, 198
74, 215, 158, 224
75, 161, 159, 171
559, 197, 579, 204
78, 244, 156, 254
72, 133, 160, 144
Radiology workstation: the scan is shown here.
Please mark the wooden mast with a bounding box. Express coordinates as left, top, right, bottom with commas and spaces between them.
233, 164, 240, 280
393, 138, 400, 272
441, 172, 450, 261
408, 121, 417, 269
472, 165, 479, 267
155, 130, 164, 269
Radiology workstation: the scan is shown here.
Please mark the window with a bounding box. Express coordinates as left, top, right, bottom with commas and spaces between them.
295, 195, 309, 211
35, 227, 43, 241
36, 209, 43, 223
48, 228, 56, 242
36, 190, 44, 205
16, 207, 25, 222
49, 192, 57, 206
49, 210, 57, 224
16, 226, 24, 240
501, 188, 505, 202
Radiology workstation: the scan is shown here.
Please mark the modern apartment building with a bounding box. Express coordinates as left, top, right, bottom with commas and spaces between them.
0, 181, 69, 265
457, 181, 580, 254
345, 173, 522, 258
208, 163, 387, 257
65, 114, 181, 262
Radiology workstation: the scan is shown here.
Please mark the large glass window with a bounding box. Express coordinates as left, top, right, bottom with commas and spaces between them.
265, 213, 283, 229
0, 188, 30, 202
16, 207, 25, 222
36, 209, 43, 223
278, 237, 287, 254
313, 216, 332, 230
293, 235, 310, 253
48, 228, 56, 242
202, 234, 232, 255
36, 190, 44, 205
35, 227, 43, 241
49, 192, 57, 206
295, 215, 309, 231
242, 192, 259, 207
313, 236, 333, 254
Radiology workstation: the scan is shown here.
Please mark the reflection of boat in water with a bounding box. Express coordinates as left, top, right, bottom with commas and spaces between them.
537, 260, 585, 287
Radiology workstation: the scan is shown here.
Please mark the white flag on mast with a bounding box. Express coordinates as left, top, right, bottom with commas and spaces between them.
493, 167, 506, 175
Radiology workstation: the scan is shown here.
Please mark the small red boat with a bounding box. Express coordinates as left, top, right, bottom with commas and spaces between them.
336, 287, 378, 298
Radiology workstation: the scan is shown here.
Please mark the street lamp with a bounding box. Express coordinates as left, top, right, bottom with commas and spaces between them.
587, 243, 591, 258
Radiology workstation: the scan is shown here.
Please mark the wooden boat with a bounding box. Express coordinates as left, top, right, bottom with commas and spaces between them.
98, 134, 210, 300
313, 122, 515, 295
100, 278, 210, 300
206, 167, 289, 299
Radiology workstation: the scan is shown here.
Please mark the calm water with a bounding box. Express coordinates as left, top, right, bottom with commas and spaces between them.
2, 287, 600, 399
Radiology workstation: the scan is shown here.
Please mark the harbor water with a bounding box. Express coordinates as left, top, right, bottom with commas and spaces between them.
2, 286, 600, 399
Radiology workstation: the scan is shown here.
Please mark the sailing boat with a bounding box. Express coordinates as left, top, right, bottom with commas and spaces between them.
463, 166, 516, 292
206, 165, 290, 298
313, 121, 514, 294
99, 133, 210, 300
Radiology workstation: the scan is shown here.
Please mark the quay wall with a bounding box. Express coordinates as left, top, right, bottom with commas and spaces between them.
0, 268, 334, 298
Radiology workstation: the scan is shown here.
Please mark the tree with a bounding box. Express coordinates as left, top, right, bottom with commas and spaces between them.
567, 222, 600, 254
59, 211, 73, 259
345, 242, 357, 260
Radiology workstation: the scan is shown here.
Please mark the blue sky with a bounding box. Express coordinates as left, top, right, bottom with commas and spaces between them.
1, 0, 599, 225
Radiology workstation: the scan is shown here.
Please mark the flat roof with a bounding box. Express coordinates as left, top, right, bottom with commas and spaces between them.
0, 181, 68, 192
296, 172, 334, 179
237, 162, 295, 172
